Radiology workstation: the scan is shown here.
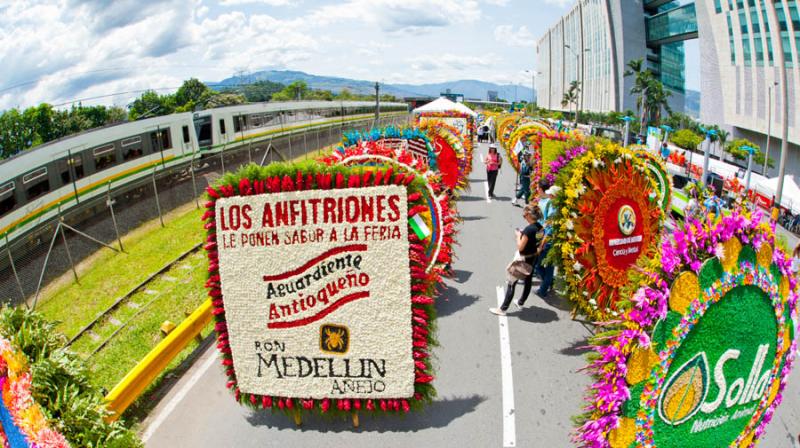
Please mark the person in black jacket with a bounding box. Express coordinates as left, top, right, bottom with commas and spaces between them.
490, 204, 543, 316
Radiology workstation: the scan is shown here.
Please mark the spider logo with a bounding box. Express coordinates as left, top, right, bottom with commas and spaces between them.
320, 324, 349, 354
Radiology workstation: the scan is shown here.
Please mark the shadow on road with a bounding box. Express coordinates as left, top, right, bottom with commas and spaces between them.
540, 290, 572, 312
467, 178, 485, 183
436, 284, 480, 318
515, 306, 558, 324
558, 337, 591, 357
244, 395, 486, 433
492, 196, 512, 202
460, 216, 486, 222
459, 195, 486, 202
451, 269, 472, 283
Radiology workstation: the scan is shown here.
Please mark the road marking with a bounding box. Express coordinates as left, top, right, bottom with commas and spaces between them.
484, 177, 492, 203
496, 286, 516, 447
142, 348, 218, 443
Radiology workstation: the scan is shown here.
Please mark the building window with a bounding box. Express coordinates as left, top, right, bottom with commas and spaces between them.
715, 0, 723, 13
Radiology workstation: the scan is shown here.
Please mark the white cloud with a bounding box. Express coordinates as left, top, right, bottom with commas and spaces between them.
219, 0, 295, 5
306, 0, 481, 33
483, 0, 509, 5
494, 24, 537, 47
408, 53, 500, 72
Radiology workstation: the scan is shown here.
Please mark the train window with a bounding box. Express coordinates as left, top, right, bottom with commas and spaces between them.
182, 125, 190, 144
0, 182, 14, 217
23, 168, 50, 200
22, 167, 47, 185
150, 129, 172, 151
60, 156, 84, 184
233, 117, 241, 133
121, 136, 141, 147
219, 119, 226, 135
93, 144, 115, 157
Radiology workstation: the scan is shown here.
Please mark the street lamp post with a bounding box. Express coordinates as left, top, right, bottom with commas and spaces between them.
763, 82, 777, 176
742, 145, 757, 192
622, 116, 634, 147
564, 45, 589, 127
700, 127, 717, 187
524, 70, 539, 108
765, 2, 790, 207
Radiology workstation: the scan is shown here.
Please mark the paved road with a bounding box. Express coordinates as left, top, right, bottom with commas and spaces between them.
142, 142, 800, 448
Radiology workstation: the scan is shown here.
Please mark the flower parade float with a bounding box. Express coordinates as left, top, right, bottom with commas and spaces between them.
202, 161, 441, 426
337, 127, 438, 171
326, 139, 457, 275
548, 142, 664, 321
575, 208, 799, 448
417, 119, 469, 190
634, 150, 673, 214
497, 114, 527, 153
0, 337, 69, 448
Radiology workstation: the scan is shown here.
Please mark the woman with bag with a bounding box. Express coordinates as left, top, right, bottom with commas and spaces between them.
490, 205, 543, 316
485, 145, 501, 198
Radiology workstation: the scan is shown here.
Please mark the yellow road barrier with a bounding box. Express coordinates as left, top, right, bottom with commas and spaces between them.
104, 299, 213, 421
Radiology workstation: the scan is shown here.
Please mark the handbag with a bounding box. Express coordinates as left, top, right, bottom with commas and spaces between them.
506, 251, 533, 280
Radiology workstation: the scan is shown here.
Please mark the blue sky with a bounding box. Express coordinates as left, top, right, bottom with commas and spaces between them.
0, 0, 699, 110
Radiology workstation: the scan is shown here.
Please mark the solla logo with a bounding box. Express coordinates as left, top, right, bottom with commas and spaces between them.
658, 344, 772, 426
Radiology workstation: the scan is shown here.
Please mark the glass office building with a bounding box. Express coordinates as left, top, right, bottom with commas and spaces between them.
697, 0, 800, 177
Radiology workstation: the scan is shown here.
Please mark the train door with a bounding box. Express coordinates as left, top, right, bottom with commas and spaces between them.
193, 115, 212, 151
180, 123, 193, 156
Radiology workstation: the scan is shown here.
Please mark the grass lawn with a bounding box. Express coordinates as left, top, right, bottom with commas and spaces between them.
37, 204, 204, 339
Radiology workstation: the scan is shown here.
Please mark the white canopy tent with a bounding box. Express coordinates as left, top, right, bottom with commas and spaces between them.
413, 97, 477, 117
755, 175, 800, 214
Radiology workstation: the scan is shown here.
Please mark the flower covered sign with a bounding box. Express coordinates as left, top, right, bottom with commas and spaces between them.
204, 162, 438, 418
214, 186, 413, 399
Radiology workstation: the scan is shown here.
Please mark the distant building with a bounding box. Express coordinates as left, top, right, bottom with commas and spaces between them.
487, 90, 499, 101
440, 90, 465, 103
696, 1, 800, 178
535, 0, 691, 114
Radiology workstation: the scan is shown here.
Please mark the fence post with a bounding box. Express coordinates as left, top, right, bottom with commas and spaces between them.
247, 140, 253, 165
31, 222, 62, 310
189, 148, 199, 209
152, 168, 164, 228
107, 182, 125, 252
58, 205, 79, 284
316, 126, 321, 155
220, 143, 226, 173
5, 235, 25, 303
303, 129, 308, 159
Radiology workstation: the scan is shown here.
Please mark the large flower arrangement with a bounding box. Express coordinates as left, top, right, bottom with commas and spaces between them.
203, 161, 439, 419
325, 141, 457, 274
415, 110, 476, 144
543, 145, 587, 188
575, 208, 799, 448
337, 127, 439, 173
497, 114, 526, 152
548, 142, 664, 321
0, 338, 69, 448
505, 123, 551, 173
634, 150, 673, 214
417, 119, 468, 190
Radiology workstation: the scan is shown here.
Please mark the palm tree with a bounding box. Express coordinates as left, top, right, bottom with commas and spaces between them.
561, 80, 580, 127
644, 78, 672, 124
624, 59, 655, 131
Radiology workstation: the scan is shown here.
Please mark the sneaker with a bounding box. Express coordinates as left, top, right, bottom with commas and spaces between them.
513, 298, 524, 309
489, 307, 507, 316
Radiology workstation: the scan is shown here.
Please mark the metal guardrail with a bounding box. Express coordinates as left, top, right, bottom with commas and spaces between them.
104, 298, 213, 421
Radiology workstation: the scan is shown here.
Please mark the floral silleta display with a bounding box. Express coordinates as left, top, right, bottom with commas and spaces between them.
0, 338, 69, 448
548, 142, 664, 321
417, 119, 468, 190
203, 161, 438, 423
576, 209, 799, 448
634, 149, 673, 214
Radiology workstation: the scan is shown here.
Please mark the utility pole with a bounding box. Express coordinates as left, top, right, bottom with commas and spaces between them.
763, 82, 777, 176
374, 82, 380, 123
766, 2, 790, 207
743, 145, 756, 192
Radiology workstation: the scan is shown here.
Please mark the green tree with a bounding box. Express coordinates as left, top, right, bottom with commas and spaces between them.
670, 128, 703, 150
205, 92, 246, 108
239, 80, 285, 102
561, 80, 580, 125
174, 78, 212, 112
128, 90, 175, 120
725, 138, 774, 168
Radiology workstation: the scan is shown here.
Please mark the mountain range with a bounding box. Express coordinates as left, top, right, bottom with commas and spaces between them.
209, 70, 534, 103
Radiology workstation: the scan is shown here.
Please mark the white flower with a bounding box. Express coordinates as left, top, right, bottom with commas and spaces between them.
565, 219, 574, 230
714, 243, 725, 259
613, 157, 622, 164
573, 261, 583, 271
570, 212, 578, 218
623, 152, 633, 160
592, 159, 601, 168
588, 298, 596, 305
576, 184, 586, 195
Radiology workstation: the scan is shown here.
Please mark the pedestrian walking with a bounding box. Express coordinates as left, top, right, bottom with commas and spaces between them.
490, 205, 543, 316
512, 152, 532, 206
485, 145, 501, 198
534, 182, 556, 298
660, 142, 671, 160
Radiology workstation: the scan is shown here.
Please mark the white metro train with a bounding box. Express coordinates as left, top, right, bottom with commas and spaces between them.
0, 100, 408, 249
